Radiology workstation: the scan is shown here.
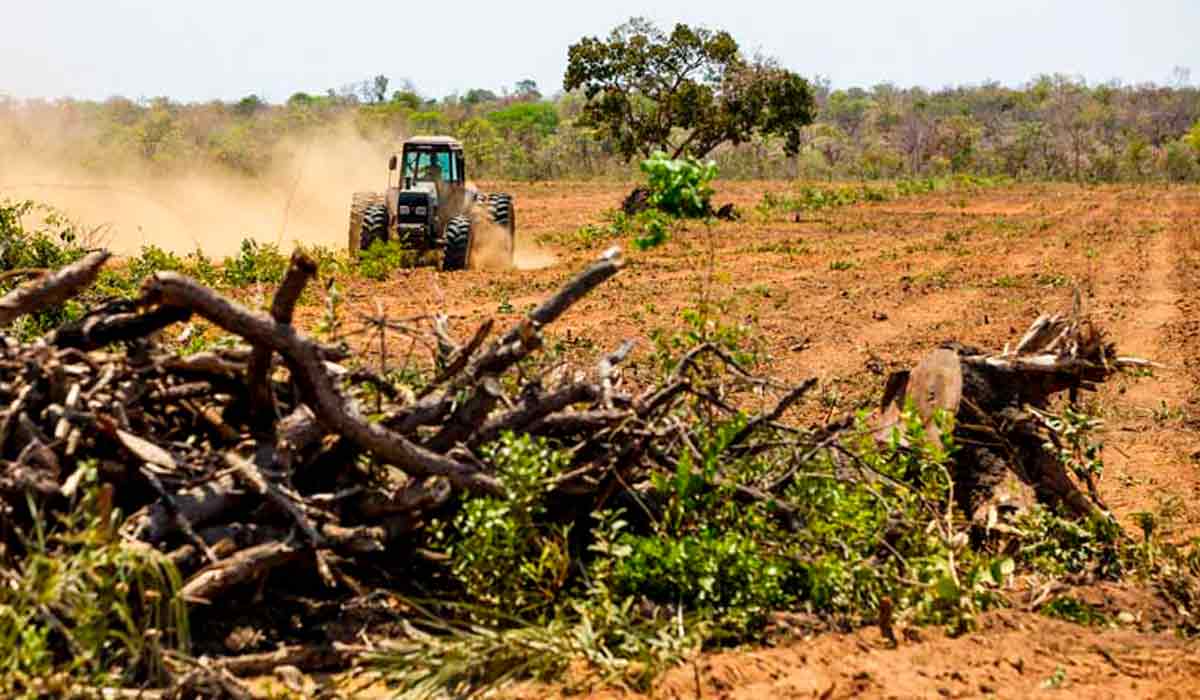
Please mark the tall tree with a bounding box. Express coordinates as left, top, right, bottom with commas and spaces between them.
363, 75, 389, 104
563, 18, 816, 160
514, 80, 541, 100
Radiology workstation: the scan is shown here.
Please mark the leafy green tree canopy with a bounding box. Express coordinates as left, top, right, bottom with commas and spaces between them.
391, 90, 422, 110
563, 17, 816, 160
514, 79, 541, 100
233, 94, 266, 117
463, 88, 499, 105
487, 102, 559, 137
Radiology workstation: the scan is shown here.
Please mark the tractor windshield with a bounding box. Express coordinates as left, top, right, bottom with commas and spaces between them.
403, 149, 457, 183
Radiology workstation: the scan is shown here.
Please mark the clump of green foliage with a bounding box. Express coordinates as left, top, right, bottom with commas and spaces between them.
756, 175, 1012, 220
0, 467, 189, 696
93, 244, 224, 299
640, 152, 718, 218
0, 200, 93, 339
556, 207, 677, 253
433, 435, 575, 617
633, 209, 673, 250
373, 307, 1022, 695
357, 239, 419, 281
220, 239, 288, 286
555, 210, 633, 251
0, 200, 89, 271
610, 152, 721, 251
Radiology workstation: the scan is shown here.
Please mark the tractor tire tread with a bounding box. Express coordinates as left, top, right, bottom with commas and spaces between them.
443, 215, 472, 271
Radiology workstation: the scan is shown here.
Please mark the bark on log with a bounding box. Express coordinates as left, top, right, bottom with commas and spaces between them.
214, 644, 355, 677
51, 304, 192, 351
0, 250, 110, 327
124, 473, 244, 543
248, 252, 317, 428
142, 272, 505, 497
180, 541, 304, 604
468, 383, 601, 448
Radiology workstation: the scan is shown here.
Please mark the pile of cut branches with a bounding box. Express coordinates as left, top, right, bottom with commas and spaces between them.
0, 247, 826, 695
0, 247, 1162, 698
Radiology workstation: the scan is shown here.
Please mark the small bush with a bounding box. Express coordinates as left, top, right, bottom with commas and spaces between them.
0, 471, 189, 693
757, 176, 1009, 219
357, 239, 418, 281
0, 200, 92, 338
557, 210, 632, 251
633, 209, 671, 251
0, 200, 89, 272
430, 433, 574, 619
640, 152, 717, 218
221, 239, 287, 286
298, 243, 354, 280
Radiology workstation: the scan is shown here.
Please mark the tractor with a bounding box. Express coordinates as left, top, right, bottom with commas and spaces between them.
347, 136, 515, 270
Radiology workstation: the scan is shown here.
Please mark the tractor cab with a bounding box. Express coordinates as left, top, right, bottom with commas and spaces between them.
390, 136, 465, 188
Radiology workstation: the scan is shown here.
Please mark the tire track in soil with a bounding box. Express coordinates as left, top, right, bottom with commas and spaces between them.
1092, 188, 1198, 534
756, 191, 1087, 419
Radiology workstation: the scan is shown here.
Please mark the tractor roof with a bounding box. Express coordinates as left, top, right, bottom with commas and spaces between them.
403, 135, 463, 149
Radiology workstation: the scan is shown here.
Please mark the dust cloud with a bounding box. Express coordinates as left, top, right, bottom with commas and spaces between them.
512, 230, 557, 270
468, 219, 555, 272
0, 119, 385, 258
468, 218, 515, 271
0, 114, 560, 271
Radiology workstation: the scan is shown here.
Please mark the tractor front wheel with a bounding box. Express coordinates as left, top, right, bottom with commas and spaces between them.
443, 215, 472, 271
487, 193, 515, 233
487, 193, 516, 266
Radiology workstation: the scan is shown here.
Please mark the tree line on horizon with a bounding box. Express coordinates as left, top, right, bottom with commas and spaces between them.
2, 18, 1198, 184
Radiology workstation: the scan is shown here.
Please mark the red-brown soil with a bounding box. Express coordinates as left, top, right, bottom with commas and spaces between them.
177, 180, 1200, 698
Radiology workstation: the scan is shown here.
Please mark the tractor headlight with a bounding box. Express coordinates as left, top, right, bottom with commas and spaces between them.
398, 205, 411, 215
415, 206, 427, 216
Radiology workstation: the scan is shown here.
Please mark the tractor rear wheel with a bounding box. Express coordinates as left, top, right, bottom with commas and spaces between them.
487, 193, 515, 233
360, 204, 389, 251
443, 215, 472, 271
348, 192, 385, 251
487, 193, 516, 266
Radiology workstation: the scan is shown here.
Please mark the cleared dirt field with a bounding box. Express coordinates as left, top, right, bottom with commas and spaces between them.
287, 180, 1200, 698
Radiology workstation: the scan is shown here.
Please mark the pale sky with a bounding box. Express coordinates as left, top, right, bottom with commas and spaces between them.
1, 0, 1196, 103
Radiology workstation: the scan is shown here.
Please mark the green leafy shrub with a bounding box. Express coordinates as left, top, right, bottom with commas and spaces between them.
221, 239, 287, 286
0, 470, 189, 693
633, 209, 671, 250
357, 239, 418, 281
757, 176, 1011, 220
1039, 596, 1110, 626
611, 530, 787, 629
1165, 139, 1199, 182
640, 152, 718, 218
431, 433, 574, 618
91, 245, 221, 300
1014, 508, 1124, 579
298, 243, 354, 280
0, 200, 89, 272
0, 200, 92, 338
554, 210, 633, 251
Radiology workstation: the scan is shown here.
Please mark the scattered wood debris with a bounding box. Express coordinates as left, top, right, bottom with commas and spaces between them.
0, 249, 1150, 696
